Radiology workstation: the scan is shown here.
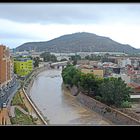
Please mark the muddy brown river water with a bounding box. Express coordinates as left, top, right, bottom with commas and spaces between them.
30, 69, 112, 125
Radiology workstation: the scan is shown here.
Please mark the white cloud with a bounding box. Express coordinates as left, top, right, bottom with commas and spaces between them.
0, 18, 140, 49
1, 4, 140, 49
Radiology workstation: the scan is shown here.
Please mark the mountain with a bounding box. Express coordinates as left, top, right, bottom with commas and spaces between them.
137, 49, 140, 52
16, 32, 138, 54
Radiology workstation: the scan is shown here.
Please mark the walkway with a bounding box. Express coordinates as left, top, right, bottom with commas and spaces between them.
9, 105, 28, 118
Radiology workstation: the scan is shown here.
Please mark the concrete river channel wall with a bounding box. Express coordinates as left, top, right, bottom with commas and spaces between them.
76, 92, 140, 125
23, 66, 49, 125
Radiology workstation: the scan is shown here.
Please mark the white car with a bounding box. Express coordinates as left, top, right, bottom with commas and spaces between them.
2, 103, 6, 108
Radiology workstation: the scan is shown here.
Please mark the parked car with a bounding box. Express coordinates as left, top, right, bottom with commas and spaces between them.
2, 103, 6, 108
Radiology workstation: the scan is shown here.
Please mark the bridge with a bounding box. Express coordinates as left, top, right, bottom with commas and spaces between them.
50, 61, 68, 69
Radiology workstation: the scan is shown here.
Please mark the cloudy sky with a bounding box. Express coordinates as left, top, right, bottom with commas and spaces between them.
0, 3, 140, 49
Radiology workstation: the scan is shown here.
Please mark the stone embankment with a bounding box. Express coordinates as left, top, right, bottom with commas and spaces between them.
65, 85, 79, 96
76, 93, 140, 125
64, 84, 140, 125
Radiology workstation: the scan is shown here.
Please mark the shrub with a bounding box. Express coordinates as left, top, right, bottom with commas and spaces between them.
99, 77, 131, 107
95, 96, 102, 102
121, 101, 131, 108
10, 107, 34, 125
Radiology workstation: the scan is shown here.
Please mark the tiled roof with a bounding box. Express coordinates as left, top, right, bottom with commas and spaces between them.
127, 82, 140, 89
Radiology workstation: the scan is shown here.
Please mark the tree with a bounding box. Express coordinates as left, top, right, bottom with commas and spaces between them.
73, 60, 77, 65
79, 73, 99, 95
72, 70, 81, 87
70, 55, 81, 61
85, 54, 101, 61
33, 57, 39, 67
85, 55, 90, 60
40, 52, 57, 62
62, 65, 81, 87
62, 65, 131, 108
62, 65, 103, 96
70, 55, 81, 65
101, 56, 109, 63
99, 77, 131, 107
27, 56, 33, 60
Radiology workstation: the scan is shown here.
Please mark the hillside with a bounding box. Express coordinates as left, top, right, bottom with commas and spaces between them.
16, 32, 138, 54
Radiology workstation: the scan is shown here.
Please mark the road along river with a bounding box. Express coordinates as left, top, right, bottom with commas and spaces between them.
29, 69, 113, 125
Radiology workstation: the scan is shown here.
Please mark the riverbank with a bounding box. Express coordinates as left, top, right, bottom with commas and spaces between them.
8, 66, 49, 125
62, 84, 114, 125
24, 66, 50, 96
22, 88, 48, 125
9, 89, 46, 125
23, 66, 50, 125
63, 84, 140, 125
29, 69, 112, 125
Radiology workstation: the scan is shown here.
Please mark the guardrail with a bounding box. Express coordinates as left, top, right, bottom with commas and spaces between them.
22, 88, 48, 125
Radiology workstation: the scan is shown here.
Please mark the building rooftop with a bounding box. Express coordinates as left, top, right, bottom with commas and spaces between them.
15, 58, 31, 62
127, 82, 140, 89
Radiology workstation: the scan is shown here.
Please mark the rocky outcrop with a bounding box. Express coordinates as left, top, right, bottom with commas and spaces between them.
70, 85, 80, 96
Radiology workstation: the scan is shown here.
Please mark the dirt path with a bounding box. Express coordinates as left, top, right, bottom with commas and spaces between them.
9, 105, 29, 118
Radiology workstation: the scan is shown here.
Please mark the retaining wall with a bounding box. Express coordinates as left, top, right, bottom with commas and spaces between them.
22, 88, 48, 125
76, 92, 140, 125
25, 66, 48, 95
22, 66, 49, 125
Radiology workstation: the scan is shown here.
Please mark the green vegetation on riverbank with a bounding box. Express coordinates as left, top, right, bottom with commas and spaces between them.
11, 91, 28, 112
62, 65, 131, 108
10, 91, 39, 125
10, 66, 47, 125
10, 107, 35, 125
40, 52, 57, 62
11, 91, 23, 105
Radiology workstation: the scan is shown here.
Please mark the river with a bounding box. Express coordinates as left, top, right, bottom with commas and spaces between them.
30, 69, 112, 125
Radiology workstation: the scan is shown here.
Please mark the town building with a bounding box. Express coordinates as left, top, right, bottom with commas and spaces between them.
30, 51, 43, 58
77, 60, 90, 65
127, 82, 140, 94
0, 45, 14, 89
81, 68, 104, 78
14, 58, 33, 77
